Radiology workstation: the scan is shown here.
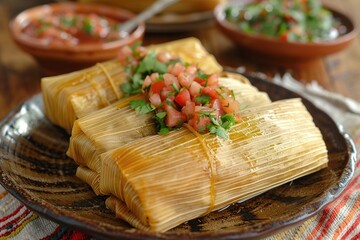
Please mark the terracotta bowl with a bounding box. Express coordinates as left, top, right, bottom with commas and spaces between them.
9, 2, 145, 75
214, 1, 357, 66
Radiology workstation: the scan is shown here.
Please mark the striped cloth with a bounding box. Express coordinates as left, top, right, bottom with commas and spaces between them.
0, 186, 89, 240
1, 76, 360, 240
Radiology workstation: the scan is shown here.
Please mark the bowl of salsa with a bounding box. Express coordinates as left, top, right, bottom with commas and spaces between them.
214, 0, 357, 66
9, 2, 145, 74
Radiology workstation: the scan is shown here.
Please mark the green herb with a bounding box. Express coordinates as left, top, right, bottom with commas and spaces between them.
195, 71, 209, 80
60, 16, 76, 27
154, 111, 170, 134
220, 114, 237, 130
82, 18, 93, 35
172, 83, 180, 93
199, 112, 236, 139
137, 52, 168, 74
209, 125, 228, 139
120, 44, 173, 97
129, 100, 155, 114
195, 94, 211, 105
131, 41, 142, 58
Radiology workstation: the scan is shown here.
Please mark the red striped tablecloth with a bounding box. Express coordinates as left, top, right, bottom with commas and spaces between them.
1, 75, 360, 240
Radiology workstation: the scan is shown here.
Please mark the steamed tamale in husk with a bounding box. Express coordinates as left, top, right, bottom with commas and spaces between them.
41, 37, 222, 133
55, 38, 328, 232
67, 76, 272, 194
100, 98, 328, 232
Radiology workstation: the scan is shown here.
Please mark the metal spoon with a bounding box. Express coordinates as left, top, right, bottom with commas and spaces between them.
119, 0, 179, 37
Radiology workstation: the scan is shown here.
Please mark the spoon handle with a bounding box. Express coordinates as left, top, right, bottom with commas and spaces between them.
119, 0, 179, 35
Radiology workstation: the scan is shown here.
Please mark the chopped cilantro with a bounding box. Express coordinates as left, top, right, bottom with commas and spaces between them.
131, 42, 142, 58
220, 114, 236, 129
129, 100, 155, 114
210, 126, 228, 139
120, 45, 175, 97
60, 16, 76, 27
195, 71, 209, 80
195, 94, 211, 105
159, 128, 170, 135
154, 111, 170, 134
82, 18, 93, 34
137, 52, 168, 74
206, 113, 237, 139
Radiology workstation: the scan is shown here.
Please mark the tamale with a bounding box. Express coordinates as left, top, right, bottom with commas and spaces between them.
100, 98, 328, 232
41, 37, 223, 133
68, 76, 272, 193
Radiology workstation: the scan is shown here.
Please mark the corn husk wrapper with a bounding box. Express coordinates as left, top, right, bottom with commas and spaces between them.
41, 37, 223, 133
100, 98, 328, 232
68, 76, 271, 194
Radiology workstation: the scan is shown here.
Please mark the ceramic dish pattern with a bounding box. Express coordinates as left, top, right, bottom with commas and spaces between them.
0, 75, 356, 239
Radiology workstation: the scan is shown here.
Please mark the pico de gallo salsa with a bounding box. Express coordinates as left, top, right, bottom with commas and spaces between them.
225, 0, 340, 42
22, 12, 122, 45
119, 43, 241, 139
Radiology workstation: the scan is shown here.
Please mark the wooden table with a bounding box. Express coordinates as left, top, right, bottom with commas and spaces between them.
0, 0, 359, 120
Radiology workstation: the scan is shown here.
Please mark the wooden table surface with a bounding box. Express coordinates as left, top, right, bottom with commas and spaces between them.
0, 0, 359, 120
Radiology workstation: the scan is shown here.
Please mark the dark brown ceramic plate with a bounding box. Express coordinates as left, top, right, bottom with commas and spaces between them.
214, 1, 358, 66
0, 75, 356, 239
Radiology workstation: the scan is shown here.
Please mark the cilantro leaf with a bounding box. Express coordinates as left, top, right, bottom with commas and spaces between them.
214, 126, 229, 139
137, 52, 168, 74
195, 71, 209, 80
195, 94, 211, 105
220, 114, 236, 130
154, 111, 170, 134
131, 41, 142, 58
129, 100, 155, 114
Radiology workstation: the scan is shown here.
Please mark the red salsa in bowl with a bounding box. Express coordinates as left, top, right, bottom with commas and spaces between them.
9, 2, 145, 74
22, 12, 124, 46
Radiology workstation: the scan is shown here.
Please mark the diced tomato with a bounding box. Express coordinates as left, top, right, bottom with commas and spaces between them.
135, 46, 147, 58
134, 53, 241, 137
220, 96, 240, 114
160, 86, 175, 101
164, 103, 186, 127
164, 73, 180, 90
202, 86, 219, 99
206, 74, 219, 86
175, 88, 190, 107
185, 64, 197, 74
157, 51, 173, 62
118, 46, 133, 61
169, 62, 186, 76
178, 72, 194, 88
194, 78, 205, 86
189, 81, 202, 97
211, 98, 223, 115
142, 75, 152, 93
190, 113, 210, 132
150, 81, 166, 95
150, 73, 160, 82
181, 101, 195, 120
149, 93, 162, 107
